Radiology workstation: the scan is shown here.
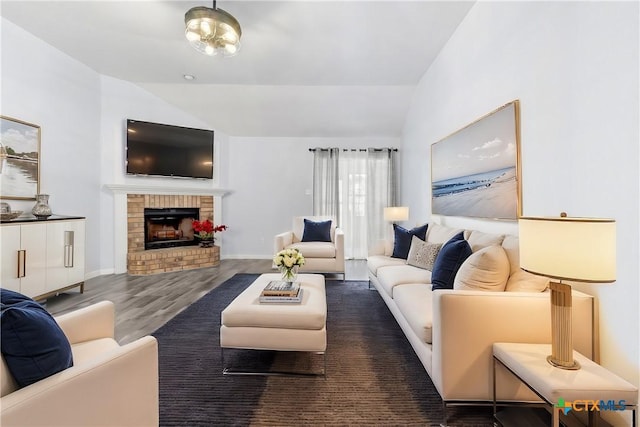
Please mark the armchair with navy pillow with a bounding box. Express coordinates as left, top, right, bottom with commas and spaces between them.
0, 290, 159, 427
274, 216, 345, 277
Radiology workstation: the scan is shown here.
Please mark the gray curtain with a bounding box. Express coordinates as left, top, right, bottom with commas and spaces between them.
366, 148, 398, 248
312, 148, 340, 221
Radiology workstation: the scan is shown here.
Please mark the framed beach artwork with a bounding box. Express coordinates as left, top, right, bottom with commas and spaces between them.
430, 100, 521, 220
0, 116, 41, 200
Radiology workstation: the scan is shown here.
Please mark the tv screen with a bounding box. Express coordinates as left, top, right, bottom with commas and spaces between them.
126, 119, 214, 179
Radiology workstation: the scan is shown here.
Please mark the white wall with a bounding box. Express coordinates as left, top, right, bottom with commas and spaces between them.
1, 18, 226, 276
402, 2, 639, 424
1, 17, 401, 270
1, 18, 102, 277
224, 136, 399, 258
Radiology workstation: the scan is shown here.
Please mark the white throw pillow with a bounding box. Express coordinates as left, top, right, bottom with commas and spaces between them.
453, 245, 510, 291
505, 270, 550, 292
406, 236, 442, 271
464, 230, 505, 252
501, 235, 549, 292
426, 223, 463, 244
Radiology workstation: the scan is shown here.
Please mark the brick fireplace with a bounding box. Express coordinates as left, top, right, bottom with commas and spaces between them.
126, 194, 220, 275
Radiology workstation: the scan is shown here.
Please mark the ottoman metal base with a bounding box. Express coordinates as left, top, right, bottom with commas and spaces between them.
221, 348, 326, 377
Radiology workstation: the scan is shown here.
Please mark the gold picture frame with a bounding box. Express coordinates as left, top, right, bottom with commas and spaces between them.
430, 100, 522, 220
0, 116, 41, 200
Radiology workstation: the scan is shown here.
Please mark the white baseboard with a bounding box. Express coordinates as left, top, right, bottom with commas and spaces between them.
221, 254, 273, 260
85, 268, 114, 279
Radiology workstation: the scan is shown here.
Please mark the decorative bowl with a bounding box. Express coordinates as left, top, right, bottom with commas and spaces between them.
0, 211, 24, 221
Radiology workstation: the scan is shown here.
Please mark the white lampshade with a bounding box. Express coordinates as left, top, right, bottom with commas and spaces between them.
519, 216, 616, 283
384, 207, 409, 222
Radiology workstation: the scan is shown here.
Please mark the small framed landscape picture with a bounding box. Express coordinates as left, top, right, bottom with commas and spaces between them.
0, 116, 41, 200
430, 100, 521, 220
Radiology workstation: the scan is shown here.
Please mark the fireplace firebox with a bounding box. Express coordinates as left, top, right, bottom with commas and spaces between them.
144, 208, 199, 250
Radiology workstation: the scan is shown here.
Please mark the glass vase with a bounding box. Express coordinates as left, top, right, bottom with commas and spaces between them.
31, 194, 52, 219
280, 265, 299, 283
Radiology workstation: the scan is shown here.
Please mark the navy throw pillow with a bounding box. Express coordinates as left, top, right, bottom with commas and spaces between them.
391, 223, 429, 259
301, 219, 332, 242
431, 232, 472, 291
1, 289, 73, 388
0, 288, 31, 305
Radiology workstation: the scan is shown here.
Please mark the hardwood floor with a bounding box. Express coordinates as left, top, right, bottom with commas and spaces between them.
44, 259, 369, 344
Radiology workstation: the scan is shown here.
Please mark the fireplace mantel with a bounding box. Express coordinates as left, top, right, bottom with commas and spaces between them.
105, 184, 231, 197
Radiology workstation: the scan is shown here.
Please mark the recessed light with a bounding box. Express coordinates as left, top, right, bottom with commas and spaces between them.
183, 74, 195, 81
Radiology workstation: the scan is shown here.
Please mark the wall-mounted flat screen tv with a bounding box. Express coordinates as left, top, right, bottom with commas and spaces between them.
126, 119, 214, 179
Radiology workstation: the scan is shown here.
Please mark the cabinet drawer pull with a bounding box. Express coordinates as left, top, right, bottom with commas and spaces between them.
64, 245, 74, 268
64, 231, 74, 268
17, 250, 26, 278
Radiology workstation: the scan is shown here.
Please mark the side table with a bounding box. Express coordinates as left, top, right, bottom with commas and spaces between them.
493, 343, 638, 427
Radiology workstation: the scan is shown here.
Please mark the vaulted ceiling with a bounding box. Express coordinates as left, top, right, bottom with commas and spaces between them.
1, 1, 475, 137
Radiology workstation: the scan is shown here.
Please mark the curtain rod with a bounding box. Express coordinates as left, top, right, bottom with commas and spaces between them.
308, 148, 398, 152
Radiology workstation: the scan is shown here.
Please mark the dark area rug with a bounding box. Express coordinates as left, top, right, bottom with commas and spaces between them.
152, 273, 494, 426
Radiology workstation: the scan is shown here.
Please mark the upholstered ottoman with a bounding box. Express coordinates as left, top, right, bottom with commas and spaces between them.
220, 273, 327, 374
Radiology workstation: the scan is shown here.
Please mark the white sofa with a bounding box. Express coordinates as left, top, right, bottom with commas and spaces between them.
367, 223, 596, 423
1, 301, 159, 427
274, 216, 345, 276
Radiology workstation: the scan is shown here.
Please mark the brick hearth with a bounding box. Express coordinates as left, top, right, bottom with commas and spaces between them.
127, 194, 219, 275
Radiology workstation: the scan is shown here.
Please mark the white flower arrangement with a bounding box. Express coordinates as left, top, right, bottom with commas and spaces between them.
273, 248, 306, 269
273, 248, 306, 281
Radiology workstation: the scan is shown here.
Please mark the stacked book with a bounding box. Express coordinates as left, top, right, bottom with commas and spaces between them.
259, 281, 303, 304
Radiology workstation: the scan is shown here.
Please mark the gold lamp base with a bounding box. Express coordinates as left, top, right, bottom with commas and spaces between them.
548, 281, 581, 370
547, 355, 580, 370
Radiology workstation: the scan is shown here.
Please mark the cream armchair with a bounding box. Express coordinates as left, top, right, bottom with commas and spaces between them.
274, 216, 345, 277
1, 301, 159, 427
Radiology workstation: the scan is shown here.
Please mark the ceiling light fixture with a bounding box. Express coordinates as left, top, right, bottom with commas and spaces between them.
184, 1, 241, 57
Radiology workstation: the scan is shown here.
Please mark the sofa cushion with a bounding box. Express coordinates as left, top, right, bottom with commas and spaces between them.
463, 230, 506, 252
426, 223, 463, 244
384, 239, 394, 257
288, 242, 336, 258
391, 223, 429, 259
431, 232, 472, 291
453, 245, 510, 291
501, 235, 549, 292
393, 284, 434, 344
377, 265, 432, 298
367, 255, 406, 275
301, 219, 332, 242
0, 289, 73, 388
406, 236, 442, 271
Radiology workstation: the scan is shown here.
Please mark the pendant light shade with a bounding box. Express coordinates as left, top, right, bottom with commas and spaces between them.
185, 2, 241, 57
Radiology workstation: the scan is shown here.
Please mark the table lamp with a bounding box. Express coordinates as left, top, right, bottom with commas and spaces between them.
383, 207, 409, 223
519, 214, 616, 370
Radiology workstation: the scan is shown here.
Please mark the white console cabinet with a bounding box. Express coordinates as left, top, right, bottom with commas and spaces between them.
0, 216, 85, 300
